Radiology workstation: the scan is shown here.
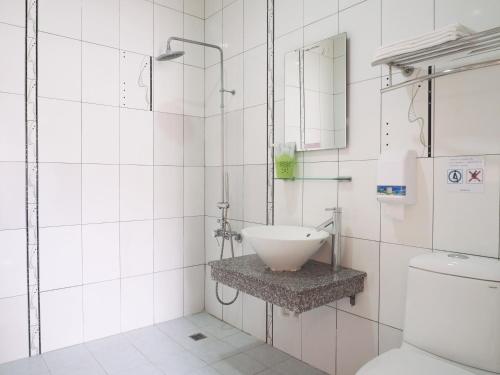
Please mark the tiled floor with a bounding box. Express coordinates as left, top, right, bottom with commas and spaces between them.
0, 312, 327, 375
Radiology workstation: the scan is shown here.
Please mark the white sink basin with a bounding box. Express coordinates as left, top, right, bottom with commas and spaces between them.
241, 225, 330, 271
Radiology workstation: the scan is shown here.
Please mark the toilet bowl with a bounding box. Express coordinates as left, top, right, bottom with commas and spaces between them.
356, 253, 500, 375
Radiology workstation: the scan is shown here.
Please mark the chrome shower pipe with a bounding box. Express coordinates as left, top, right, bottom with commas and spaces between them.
164, 36, 233, 201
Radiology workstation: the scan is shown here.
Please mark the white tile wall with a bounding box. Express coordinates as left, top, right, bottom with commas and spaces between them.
39, 225, 82, 291
0, 0, 206, 365
0, 296, 28, 363
41, 287, 84, 352
269, 1, 500, 375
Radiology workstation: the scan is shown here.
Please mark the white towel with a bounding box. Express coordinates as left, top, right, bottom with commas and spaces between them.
373, 23, 472, 64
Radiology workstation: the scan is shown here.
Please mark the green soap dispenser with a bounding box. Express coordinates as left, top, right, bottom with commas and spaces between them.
275, 142, 296, 179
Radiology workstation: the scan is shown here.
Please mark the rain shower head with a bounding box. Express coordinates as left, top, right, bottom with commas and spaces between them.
156, 47, 185, 61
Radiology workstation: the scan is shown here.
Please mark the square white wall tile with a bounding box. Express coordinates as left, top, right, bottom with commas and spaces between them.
339, 0, 365, 10
184, 0, 204, 18
0, 162, 26, 230
0, 24, 24, 94
243, 104, 267, 165
435, 0, 500, 32
82, 103, 119, 164
304, 0, 338, 25
301, 306, 336, 375
433, 155, 500, 258
154, 218, 183, 272
120, 0, 153, 56
243, 45, 267, 108
184, 167, 205, 216
154, 3, 183, 59
184, 216, 205, 266
82, 164, 119, 224
339, 0, 381, 84
120, 220, 154, 277
0, 295, 28, 364
120, 108, 153, 165
154, 166, 183, 219
82, 223, 120, 284
381, 158, 433, 249
184, 116, 205, 166
339, 79, 380, 161
243, 165, 267, 224
302, 162, 338, 227
338, 160, 380, 241
337, 311, 378, 375
224, 55, 244, 112
154, 269, 183, 323
224, 110, 244, 166
41, 286, 83, 352
82, 0, 120, 48
303, 14, 339, 46
204, 265, 222, 319
205, 115, 222, 166
378, 324, 403, 355
120, 165, 153, 221
272, 306, 301, 359
275, 0, 303, 38
184, 14, 205, 68
434, 65, 500, 156
185, 66, 205, 117
38, 98, 81, 163
38, 33, 81, 101
39, 0, 81, 38
242, 293, 266, 341
0, 0, 25, 27
154, 112, 183, 166
83, 280, 121, 341
184, 265, 205, 315
337, 237, 380, 321
381, 0, 433, 45
39, 163, 81, 227
0, 93, 24, 162
379, 242, 431, 329
121, 274, 154, 331
222, 0, 243, 59
205, 0, 222, 18
0, 229, 26, 299
82, 43, 119, 106
120, 51, 152, 111
222, 285, 242, 329
204, 167, 222, 218
244, 0, 266, 50
40, 225, 82, 291
155, 0, 183, 12
205, 63, 221, 116
273, 178, 303, 226
153, 61, 184, 114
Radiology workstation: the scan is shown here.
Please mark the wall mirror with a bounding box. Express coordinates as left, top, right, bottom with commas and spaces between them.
284, 33, 347, 151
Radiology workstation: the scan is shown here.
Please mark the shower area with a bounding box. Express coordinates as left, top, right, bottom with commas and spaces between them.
0, 0, 270, 366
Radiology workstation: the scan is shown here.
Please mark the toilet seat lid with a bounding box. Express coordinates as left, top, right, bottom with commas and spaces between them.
357, 348, 476, 375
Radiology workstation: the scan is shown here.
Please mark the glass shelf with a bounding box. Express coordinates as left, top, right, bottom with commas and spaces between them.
275, 176, 352, 181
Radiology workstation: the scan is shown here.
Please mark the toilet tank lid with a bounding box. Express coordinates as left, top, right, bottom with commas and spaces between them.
409, 253, 500, 282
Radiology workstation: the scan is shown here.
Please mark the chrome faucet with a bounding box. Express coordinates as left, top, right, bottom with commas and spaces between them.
316, 207, 342, 271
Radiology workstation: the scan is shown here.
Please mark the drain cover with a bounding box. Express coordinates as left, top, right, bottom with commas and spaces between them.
189, 333, 207, 341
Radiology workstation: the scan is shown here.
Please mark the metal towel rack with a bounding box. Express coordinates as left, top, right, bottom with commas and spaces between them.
373, 26, 500, 92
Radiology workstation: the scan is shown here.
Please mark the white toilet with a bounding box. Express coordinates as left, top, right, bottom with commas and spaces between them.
357, 252, 500, 375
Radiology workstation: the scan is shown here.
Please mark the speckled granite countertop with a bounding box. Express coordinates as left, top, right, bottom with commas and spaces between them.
209, 255, 366, 313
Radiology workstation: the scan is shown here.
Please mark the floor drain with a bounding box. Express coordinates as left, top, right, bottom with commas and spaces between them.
189, 333, 207, 341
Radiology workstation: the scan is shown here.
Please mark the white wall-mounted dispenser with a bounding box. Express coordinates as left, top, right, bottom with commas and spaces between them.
377, 150, 417, 220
